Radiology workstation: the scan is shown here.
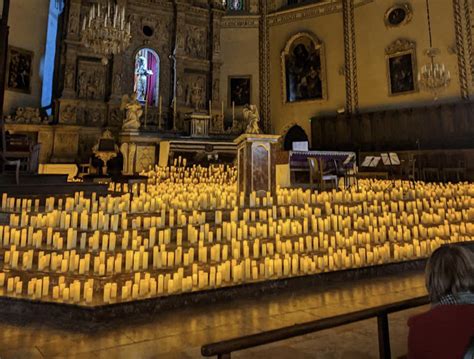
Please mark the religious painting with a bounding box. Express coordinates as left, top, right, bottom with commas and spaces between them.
282, 32, 326, 103
229, 76, 251, 107
384, 3, 412, 27
134, 48, 160, 106
385, 39, 418, 96
6, 46, 34, 94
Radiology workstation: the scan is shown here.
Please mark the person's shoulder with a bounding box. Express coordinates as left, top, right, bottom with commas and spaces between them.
408, 304, 474, 327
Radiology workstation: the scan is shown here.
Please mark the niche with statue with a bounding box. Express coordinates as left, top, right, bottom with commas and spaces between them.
134, 48, 160, 106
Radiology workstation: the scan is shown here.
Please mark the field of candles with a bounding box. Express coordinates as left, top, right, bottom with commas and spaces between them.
0, 162, 473, 307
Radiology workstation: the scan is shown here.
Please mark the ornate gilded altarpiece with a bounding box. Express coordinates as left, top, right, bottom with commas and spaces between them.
57, 0, 225, 162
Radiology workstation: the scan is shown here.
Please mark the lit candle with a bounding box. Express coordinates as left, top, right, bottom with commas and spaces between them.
232, 101, 235, 122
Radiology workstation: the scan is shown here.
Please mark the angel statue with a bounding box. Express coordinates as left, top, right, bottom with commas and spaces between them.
121, 94, 143, 131
243, 104, 261, 134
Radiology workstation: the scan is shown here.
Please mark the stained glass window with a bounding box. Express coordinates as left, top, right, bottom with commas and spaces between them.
223, 0, 244, 11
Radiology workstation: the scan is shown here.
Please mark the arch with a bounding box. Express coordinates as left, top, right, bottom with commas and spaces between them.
281, 32, 327, 104
134, 47, 160, 106
283, 125, 309, 151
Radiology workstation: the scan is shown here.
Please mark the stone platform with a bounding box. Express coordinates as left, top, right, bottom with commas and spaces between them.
0, 174, 108, 196
0, 258, 427, 326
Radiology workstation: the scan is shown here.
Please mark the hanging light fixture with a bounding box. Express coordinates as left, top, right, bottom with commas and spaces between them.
81, 0, 132, 65
417, 0, 451, 99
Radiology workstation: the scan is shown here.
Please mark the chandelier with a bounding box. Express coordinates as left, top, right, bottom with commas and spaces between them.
417, 0, 450, 99
418, 48, 451, 98
81, 1, 132, 64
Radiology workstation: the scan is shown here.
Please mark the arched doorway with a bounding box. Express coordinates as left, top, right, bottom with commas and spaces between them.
283, 125, 309, 151
134, 48, 160, 106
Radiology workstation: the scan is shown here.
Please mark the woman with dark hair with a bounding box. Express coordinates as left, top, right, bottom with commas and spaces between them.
407, 245, 474, 358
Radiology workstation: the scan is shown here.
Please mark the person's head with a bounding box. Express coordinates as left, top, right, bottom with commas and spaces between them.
425, 245, 474, 303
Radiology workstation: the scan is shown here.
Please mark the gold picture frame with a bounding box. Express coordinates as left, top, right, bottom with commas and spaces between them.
281, 32, 327, 105
385, 39, 418, 96
6, 46, 34, 94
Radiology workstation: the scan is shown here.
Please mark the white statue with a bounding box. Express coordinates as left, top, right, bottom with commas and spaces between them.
243, 104, 261, 134
135, 56, 153, 102
121, 94, 143, 131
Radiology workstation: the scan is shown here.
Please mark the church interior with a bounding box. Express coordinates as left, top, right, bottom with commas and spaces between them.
0, 0, 473, 358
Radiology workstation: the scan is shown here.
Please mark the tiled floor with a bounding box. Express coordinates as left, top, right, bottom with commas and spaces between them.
0, 270, 429, 359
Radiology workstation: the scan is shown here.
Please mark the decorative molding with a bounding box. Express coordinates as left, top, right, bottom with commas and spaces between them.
343, 0, 352, 114
221, 15, 260, 28
267, 0, 373, 27
464, 0, 474, 86
343, 0, 358, 114
384, 3, 413, 28
350, 0, 358, 113
385, 38, 416, 55
453, 0, 469, 100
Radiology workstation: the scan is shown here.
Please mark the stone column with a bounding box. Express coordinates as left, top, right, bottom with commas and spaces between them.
210, 6, 224, 103
342, 0, 358, 114
172, 1, 189, 131
258, 0, 271, 133
62, 0, 82, 99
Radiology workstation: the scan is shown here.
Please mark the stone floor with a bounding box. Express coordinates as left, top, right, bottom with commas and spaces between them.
0, 270, 429, 359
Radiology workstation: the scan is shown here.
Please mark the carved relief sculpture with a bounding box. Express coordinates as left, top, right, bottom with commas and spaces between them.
64, 65, 75, 89
121, 94, 143, 131
385, 39, 418, 96
212, 79, 220, 101
186, 77, 206, 110
281, 32, 327, 103
210, 114, 224, 134
6, 107, 44, 124
113, 72, 122, 94
68, 5, 80, 36
60, 105, 77, 124
57, 0, 222, 133
76, 60, 106, 100
185, 25, 207, 58
85, 107, 104, 127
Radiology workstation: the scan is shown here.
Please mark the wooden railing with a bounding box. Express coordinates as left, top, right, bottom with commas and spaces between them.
201, 295, 430, 359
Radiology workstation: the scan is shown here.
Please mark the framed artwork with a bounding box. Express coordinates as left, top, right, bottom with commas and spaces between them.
6, 46, 34, 94
228, 76, 251, 107
384, 3, 413, 28
281, 32, 327, 103
385, 39, 418, 96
